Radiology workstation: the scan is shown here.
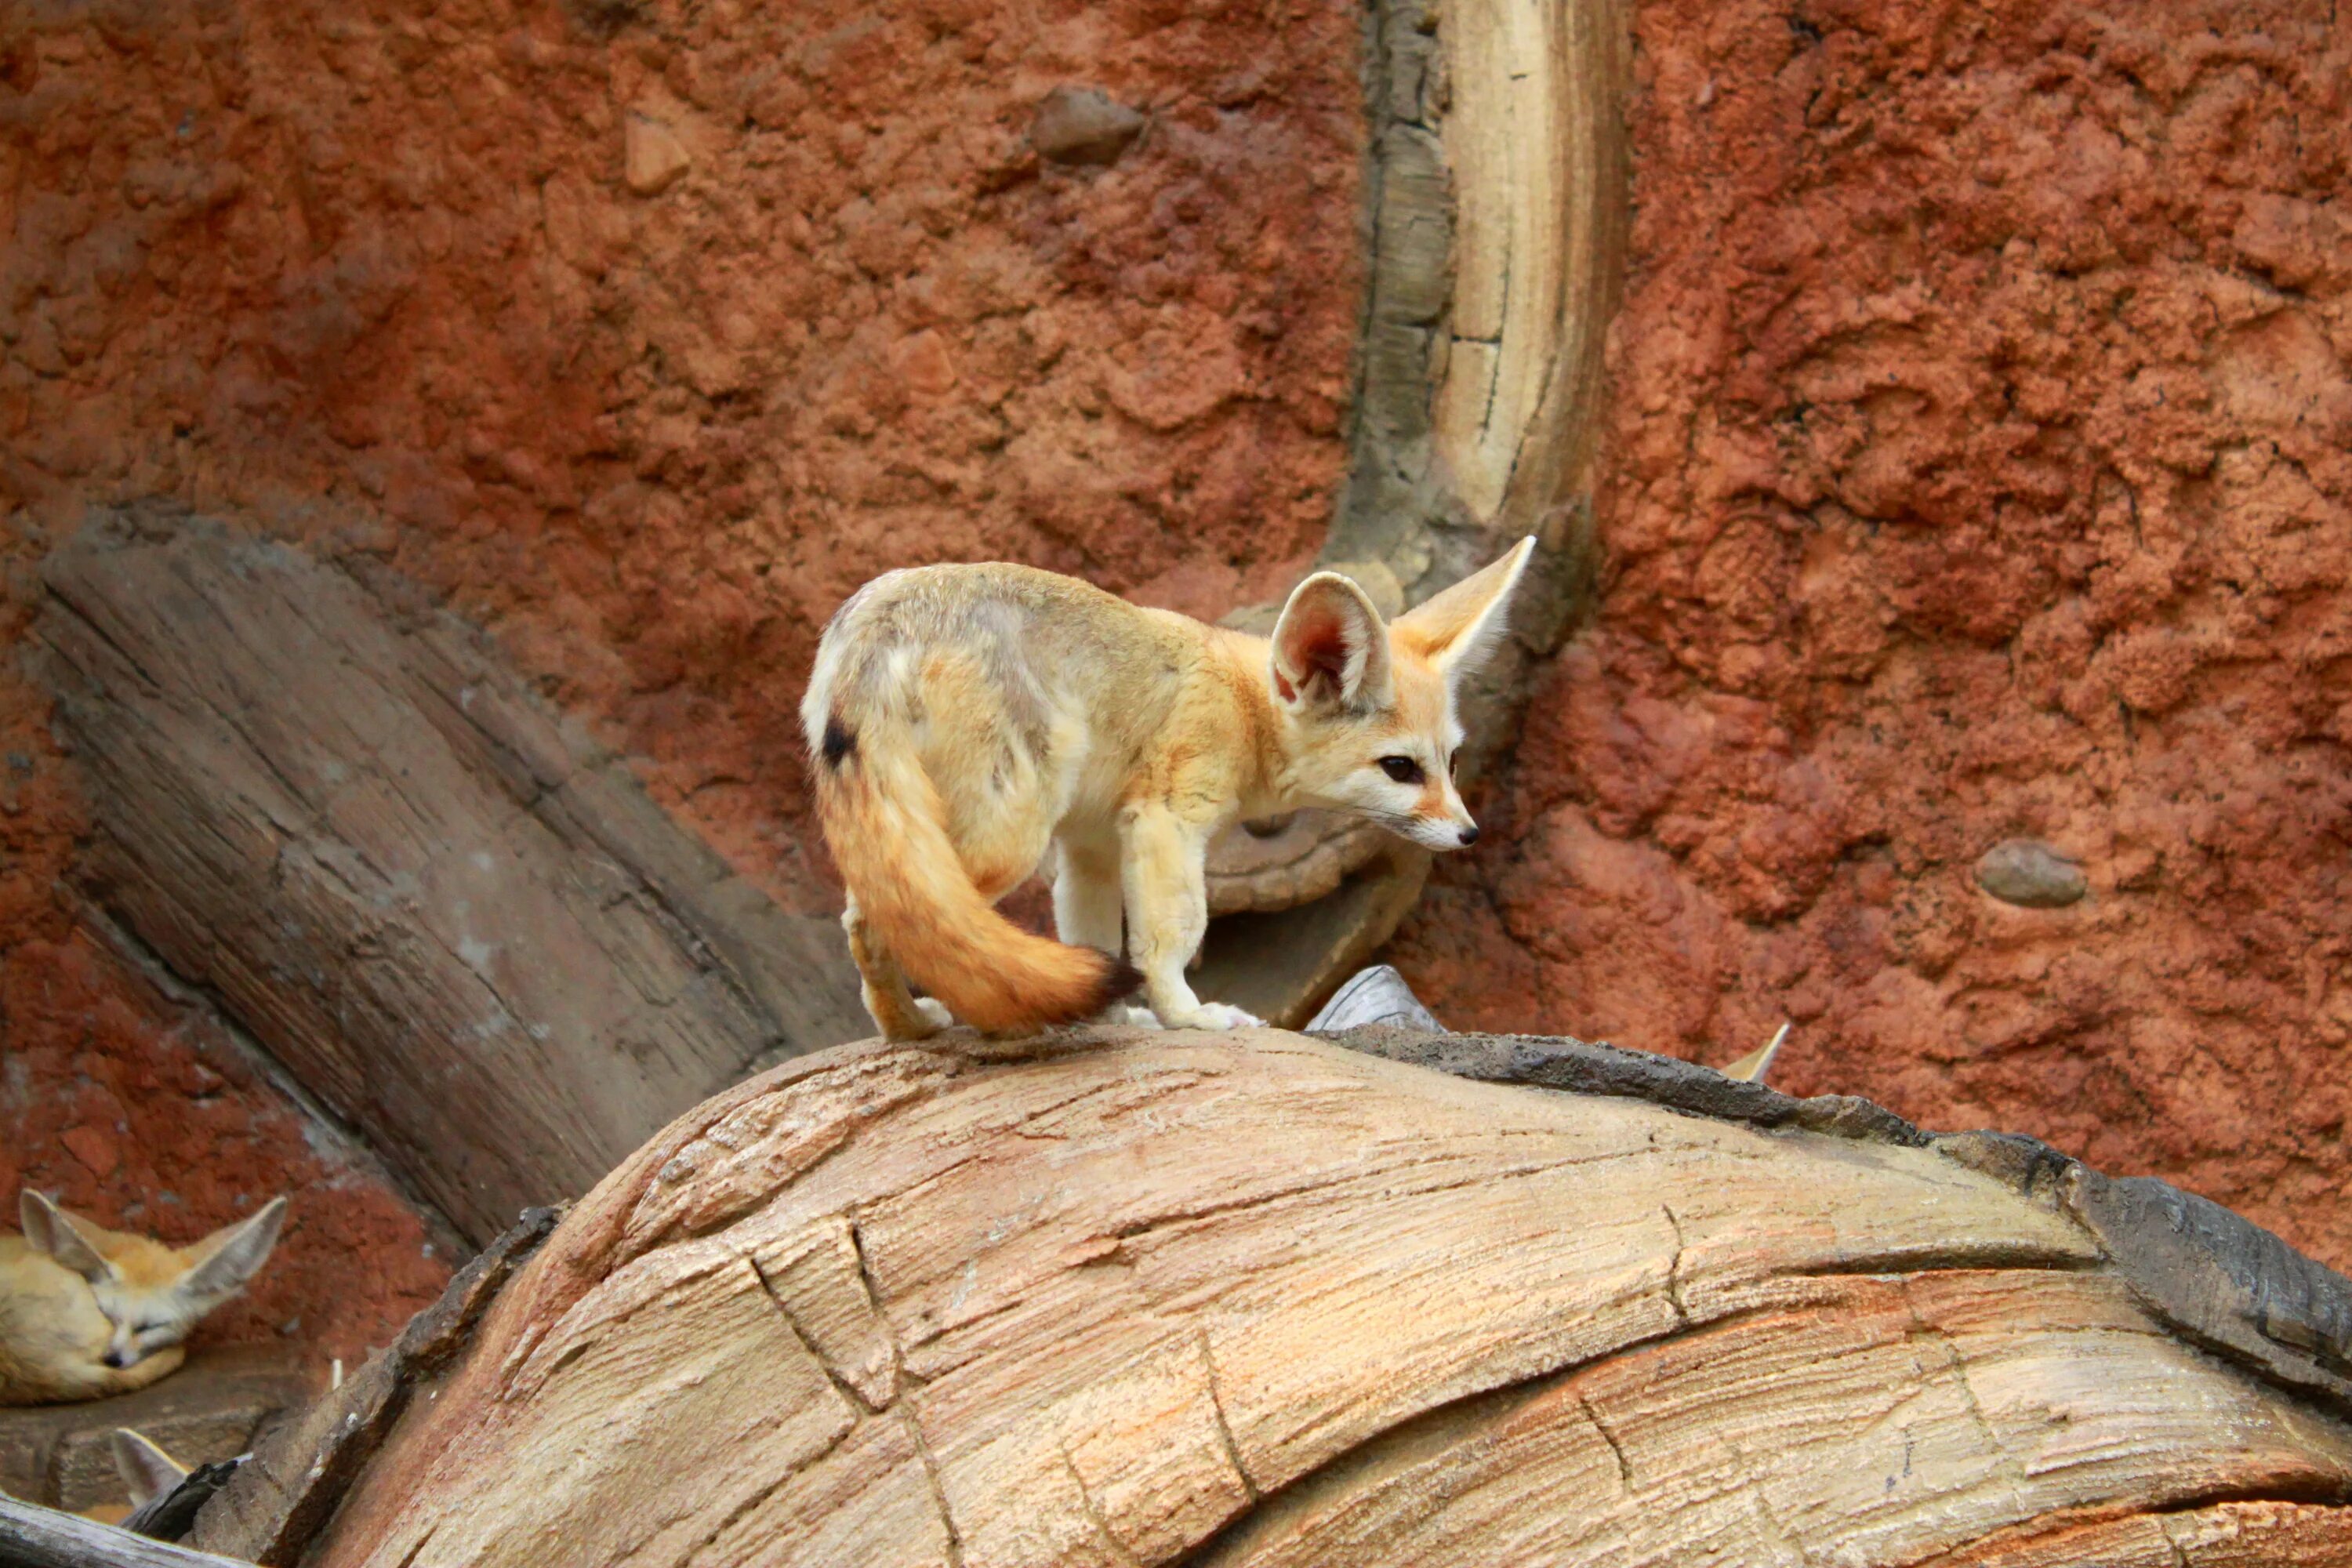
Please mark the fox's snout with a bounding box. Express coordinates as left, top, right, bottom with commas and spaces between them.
1457, 823, 1479, 846
103, 1346, 134, 1369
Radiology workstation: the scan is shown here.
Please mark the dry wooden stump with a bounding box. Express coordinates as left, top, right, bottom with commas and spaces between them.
198, 1026, 2352, 1567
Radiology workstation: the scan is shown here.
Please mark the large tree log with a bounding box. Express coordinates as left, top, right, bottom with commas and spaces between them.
210, 1026, 2352, 1567
34, 506, 869, 1243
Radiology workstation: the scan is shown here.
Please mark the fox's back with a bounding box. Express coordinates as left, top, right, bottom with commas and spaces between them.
0, 1237, 116, 1402
804, 563, 1206, 763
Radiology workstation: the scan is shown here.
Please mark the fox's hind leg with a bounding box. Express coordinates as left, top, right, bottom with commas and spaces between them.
1051, 837, 1123, 950
1054, 835, 1152, 1025
844, 898, 950, 1040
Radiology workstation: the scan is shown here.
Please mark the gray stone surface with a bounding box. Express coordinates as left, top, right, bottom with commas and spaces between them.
1307, 964, 1443, 1033
1976, 838, 2089, 907
1029, 87, 1145, 167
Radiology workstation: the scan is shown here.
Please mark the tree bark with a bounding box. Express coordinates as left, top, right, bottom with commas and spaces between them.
238, 1025, 2352, 1568
0, 1494, 246, 1568
34, 506, 869, 1244
1196, 0, 1632, 1022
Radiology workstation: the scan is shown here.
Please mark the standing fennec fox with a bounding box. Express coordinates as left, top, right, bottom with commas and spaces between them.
804, 536, 1536, 1039
0, 1190, 288, 1406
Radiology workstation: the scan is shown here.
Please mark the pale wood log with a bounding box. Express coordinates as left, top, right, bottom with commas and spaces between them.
34, 506, 869, 1244
235, 1027, 2352, 1568
0, 1494, 246, 1568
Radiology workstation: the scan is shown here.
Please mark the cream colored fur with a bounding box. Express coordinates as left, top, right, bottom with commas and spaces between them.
804, 538, 1537, 1039
1, 1191, 288, 1406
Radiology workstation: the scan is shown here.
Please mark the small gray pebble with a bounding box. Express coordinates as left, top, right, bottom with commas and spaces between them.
1976, 839, 2087, 908
1032, 86, 1146, 168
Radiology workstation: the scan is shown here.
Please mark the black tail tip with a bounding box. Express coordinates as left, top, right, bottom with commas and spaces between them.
819, 716, 856, 769
1087, 951, 1144, 1014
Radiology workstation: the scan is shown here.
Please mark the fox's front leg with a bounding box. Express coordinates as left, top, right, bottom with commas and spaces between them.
1119, 805, 1262, 1031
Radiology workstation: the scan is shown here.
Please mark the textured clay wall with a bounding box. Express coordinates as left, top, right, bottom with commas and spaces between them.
1, 0, 1359, 1343
0, 935, 448, 1364
7, 0, 2350, 1348
1392, 0, 2352, 1266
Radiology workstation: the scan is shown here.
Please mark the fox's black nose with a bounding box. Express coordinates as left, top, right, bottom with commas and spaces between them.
103, 1350, 129, 1368
1458, 824, 1479, 846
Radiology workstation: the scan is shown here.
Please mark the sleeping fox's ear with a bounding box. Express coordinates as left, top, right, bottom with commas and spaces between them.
178, 1196, 288, 1305
1393, 536, 1537, 684
19, 1191, 117, 1283
1271, 572, 1393, 709
110, 1429, 190, 1508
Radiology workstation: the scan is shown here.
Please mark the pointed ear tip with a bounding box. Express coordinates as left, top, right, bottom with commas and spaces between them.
1288, 570, 1381, 604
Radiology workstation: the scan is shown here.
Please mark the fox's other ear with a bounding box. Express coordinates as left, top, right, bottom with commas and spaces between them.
19, 1190, 117, 1283
1393, 535, 1538, 683
110, 1428, 190, 1508
1271, 572, 1392, 708
180, 1196, 288, 1303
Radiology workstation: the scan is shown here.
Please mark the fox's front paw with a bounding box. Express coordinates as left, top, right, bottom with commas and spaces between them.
1162, 1001, 1264, 1032
914, 997, 955, 1030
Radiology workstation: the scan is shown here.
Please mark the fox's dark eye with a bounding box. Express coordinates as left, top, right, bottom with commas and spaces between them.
1378, 756, 1424, 785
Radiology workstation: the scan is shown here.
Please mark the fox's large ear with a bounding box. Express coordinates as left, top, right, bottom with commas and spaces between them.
19, 1190, 116, 1283
111, 1429, 189, 1508
1393, 535, 1538, 684
1271, 572, 1392, 709
179, 1196, 288, 1303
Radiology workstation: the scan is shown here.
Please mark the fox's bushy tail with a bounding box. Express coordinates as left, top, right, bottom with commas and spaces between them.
815, 715, 1138, 1033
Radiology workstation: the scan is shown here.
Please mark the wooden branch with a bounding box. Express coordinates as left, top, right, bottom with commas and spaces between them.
239, 1026, 2352, 1568
0, 1494, 246, 1568
1199, 0, 1632, 1019
187, 1207, 557, 1565
118, 1460, 239, 1544
34, 506, 869, 1243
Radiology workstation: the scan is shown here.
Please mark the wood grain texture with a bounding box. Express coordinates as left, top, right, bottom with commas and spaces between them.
187, 1207, 557, 1564
0, 1345, 310, 1514
0, 1493, 246, 1568
1199, 0, 1632, 1012
294, 1029, 2352, 1567
34, 506, 867, 1243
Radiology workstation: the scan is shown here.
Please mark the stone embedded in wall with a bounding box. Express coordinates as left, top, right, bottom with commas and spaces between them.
1976, 840, 2089, 909
1031, 86, 1146, 167
622, 114, 691, 196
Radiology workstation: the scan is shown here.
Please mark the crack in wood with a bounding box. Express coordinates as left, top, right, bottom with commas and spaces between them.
1581, 1394, 1635, 1493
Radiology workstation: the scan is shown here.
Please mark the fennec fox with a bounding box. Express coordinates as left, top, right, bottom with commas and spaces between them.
0, 1190, 288, 1405
804, 537, 1535, 1039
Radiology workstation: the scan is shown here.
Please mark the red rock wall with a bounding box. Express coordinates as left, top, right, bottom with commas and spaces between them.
7, 0, 2350, 1345
0, 935, 448, 1365
1, 0, 1359, 1347
1392, 0, 2352, 1266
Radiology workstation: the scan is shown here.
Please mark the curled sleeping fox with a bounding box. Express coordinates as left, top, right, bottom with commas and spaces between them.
0, 1190, 288, 1406
803, 538, 1535, 1039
